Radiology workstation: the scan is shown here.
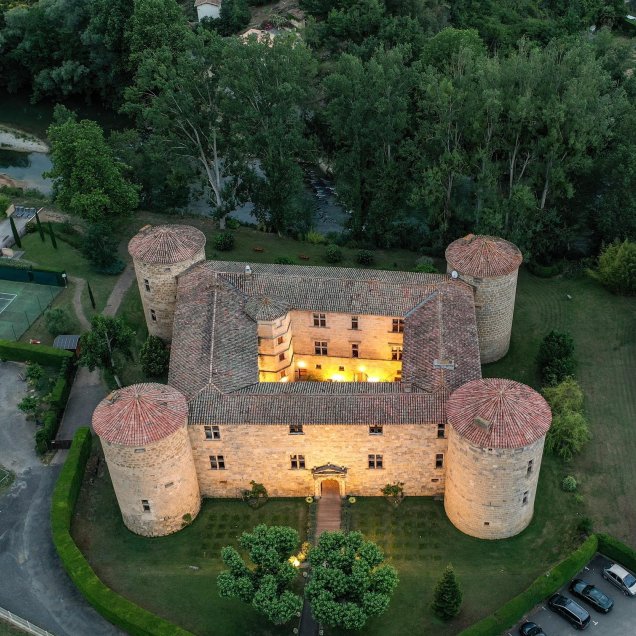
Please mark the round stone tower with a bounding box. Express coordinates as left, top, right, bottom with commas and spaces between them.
128, 224, 206, 341
444, 378, 552, 540
92, 383, 201, 537
445, 234, 522, 364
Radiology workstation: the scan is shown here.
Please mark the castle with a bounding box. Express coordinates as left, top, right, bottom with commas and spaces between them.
92, 226, 552, 541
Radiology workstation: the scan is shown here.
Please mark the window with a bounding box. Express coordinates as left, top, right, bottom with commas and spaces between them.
141, 499, 150, 512
484, 522, 490, 526
164, 481, 174, 488
150, 309, 157, 322
209, 455, 225, 470
435, 453, 444, 469
313, 313, 326, 327
526, 459, 534, 477
204, 425, 220, 440
437, 423, 446, 439
351, 316, 359, 330
279, 352, 286, 362
351, 343, 359, 358
368, 454, 383, 469
339, 365, 345, 371
289, 424, 303, 435
277, 335, 284, 345
315, 364, 322, 370
391, 346, 403, 361
522, 491, 529, 505
314, 341, 328, 355
290, 454, 305, 469
391, 318, 404, 333
369, 425, 383, 435
143, 278, 150, 292
280, 369, 287, 380
134, 448, 145, 454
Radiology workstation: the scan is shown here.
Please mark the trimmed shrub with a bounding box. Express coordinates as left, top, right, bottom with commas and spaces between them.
355, 250, 375, 266
325, 244, 342, 263
306, 230, 326, 245
0, 340, 73, 365
459, 534, 598, 636
432, 564, 462, 620
214, 232, 235, 251
597, 240, 636, 295
414, 262, 438, 274
562, 476, 577, 492
597, 534, 636, 573
537, 330, 575, 386
51, 428, 195, 636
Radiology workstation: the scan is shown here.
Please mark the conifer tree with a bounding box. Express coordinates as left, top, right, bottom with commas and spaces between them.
431, 564, 462, 621
9, 215, 21, 248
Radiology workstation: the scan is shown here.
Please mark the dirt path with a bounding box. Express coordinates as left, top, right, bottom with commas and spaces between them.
68, 276, 90, 331
102, 265, 134, 318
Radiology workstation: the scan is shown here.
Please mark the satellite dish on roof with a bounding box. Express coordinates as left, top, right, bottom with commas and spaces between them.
451, 270, 459, 279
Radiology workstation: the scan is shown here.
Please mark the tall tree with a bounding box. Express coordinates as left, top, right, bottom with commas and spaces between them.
431, 564, 462, 621
217, 524, 302, 625
45, 107, 139, 222
305, 530, 398, 630
220, 35, 317, 233
323, 47, 411, 242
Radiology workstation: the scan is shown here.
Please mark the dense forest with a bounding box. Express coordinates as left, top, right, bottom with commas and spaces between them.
1, 0, 635, 262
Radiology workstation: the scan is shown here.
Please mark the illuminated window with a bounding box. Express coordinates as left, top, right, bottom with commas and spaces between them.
351, 316, 359, 330
391, 318, 404, 333
391, 346, 403, 361
368, 454, 383, 469
313, 313, 326, 327
314, 341, 328, 355
435, 453, 444, 469
289, 424, 303, 435
143, 279, 150, 292
290, 454, 305, 469
141, 499, 150, 512
351, 343, 359, 358
369, 425, 383, 435
209, 455, 225, 470
437, 423, 446, 439
150, 309, 157, 322
204, 425, 220, 440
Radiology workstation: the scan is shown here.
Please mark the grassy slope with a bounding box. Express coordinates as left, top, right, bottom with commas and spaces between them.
0, 621, 26, 636
485, 269, 636, 540
72, 447, 308, 636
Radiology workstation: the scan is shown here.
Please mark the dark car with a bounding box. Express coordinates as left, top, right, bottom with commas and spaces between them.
548, 593, 591, 630
519, 621, 547, 636
570, 578, 614, 613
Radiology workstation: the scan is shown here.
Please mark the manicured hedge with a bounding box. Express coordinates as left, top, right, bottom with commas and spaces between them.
459, 534, 598, 636
51, 428, 194, 636
0, 340, 73, 365
597, 534, 636, 573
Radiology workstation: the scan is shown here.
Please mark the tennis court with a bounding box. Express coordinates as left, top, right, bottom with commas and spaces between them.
0, 279, 62, 340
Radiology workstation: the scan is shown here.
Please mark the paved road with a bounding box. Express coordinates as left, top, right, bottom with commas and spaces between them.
0, 361, 123, 636
509, 553, 636, 636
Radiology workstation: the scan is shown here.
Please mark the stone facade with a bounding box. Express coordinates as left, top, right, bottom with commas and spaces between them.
102, 426, 201, 537
188, 422, 447, 498
444, 426, 544, 539
132, 250, 206, 341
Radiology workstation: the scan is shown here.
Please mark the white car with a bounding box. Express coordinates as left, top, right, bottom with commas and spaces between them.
603, 563, 636, 596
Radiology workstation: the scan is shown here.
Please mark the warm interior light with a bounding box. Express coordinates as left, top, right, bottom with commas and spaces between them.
367, 376, 379, 382
358, 366, 366, 373
280, 376, 289, 382
331, 374, 344, 382
297, 360, 306, 368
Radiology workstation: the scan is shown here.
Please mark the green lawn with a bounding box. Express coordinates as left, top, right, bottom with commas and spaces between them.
485, 269, 636, 541
72, 446, 309, 636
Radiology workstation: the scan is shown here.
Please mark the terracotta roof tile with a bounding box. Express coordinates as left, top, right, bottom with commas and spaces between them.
128, 225, 206, 265
445, 234, 522, 278
447, 378, 551, 448
92, 383, 187, 446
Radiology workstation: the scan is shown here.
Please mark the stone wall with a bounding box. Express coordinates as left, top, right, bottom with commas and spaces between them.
446, 267, 518, 364
132, 247, 206, 341
443, 426, 545, 539
188, 422, 448, 498
102, 426, 201, 537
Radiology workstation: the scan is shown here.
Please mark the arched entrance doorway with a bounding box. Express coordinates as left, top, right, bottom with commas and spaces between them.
311, 463, 347, 498
321, 479, 340, 496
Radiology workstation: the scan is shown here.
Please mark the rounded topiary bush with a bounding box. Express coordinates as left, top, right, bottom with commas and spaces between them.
355, 250, 375, 266
214, 232, 235, 251
325, 244, 343, 263
597, 240, 636, 295
414, 262, 437, 273
562, 476, 577, 492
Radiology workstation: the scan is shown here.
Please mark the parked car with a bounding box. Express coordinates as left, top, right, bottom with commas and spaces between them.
603, 563, 636, 596
570, 578, 614, 612
547, 593, 591, 630
519, 621, 547, 636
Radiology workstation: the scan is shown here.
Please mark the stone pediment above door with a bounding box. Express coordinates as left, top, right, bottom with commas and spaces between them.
311, 463, 348, 477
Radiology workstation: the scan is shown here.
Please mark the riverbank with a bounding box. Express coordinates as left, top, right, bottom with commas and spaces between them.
0, 126, 49, 153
